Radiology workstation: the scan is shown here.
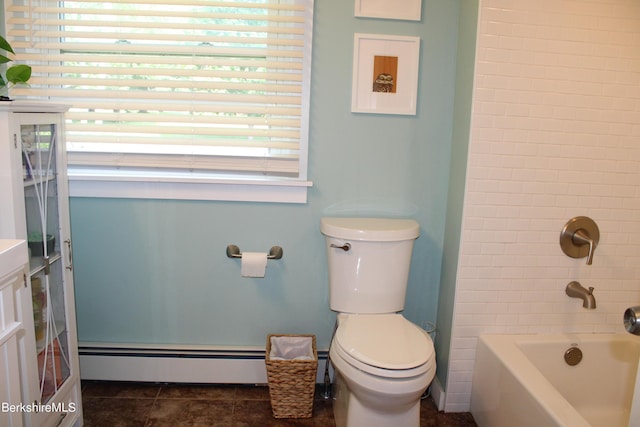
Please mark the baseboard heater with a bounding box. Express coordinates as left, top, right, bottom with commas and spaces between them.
79, 343, 328, 384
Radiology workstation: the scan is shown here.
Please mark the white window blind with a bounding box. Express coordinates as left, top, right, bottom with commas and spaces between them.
5, 0, 313, 191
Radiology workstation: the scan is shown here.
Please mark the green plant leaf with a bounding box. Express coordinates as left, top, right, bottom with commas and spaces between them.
0, 36, 15, 54
6, 65, 31, 84
0, 55, 11, 64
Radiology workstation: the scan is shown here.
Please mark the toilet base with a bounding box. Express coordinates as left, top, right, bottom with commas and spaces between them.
332, 370, 421, 427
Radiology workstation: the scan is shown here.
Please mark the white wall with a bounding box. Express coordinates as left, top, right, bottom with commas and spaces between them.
446, 0, 640, 412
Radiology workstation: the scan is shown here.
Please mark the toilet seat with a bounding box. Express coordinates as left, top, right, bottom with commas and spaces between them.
333, 314, 434, 378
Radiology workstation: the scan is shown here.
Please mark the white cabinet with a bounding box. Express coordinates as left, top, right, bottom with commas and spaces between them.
0, 102, 82, 427
0, 240, 29, 427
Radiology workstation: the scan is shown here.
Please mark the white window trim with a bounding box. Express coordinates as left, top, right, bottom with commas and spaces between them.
68, 173, 313, 203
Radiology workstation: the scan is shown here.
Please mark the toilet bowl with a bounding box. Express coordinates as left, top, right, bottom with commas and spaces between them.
320, 217, 436, 427
330, 313, 436, 427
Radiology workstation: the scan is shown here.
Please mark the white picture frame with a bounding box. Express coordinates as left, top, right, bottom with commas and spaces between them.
351, 33, 421, 116
355, 0, 422, 21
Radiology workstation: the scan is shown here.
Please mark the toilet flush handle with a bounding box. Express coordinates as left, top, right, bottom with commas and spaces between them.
330, 243, 351, 251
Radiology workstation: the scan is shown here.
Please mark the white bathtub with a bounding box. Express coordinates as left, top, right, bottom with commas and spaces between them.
470, 334, 640, 427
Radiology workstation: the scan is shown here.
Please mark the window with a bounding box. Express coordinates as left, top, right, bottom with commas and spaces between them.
5, 0, 313, 202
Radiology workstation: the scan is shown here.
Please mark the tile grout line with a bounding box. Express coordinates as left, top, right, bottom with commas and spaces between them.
143, 384, 163, 427
230, 385, 237, 423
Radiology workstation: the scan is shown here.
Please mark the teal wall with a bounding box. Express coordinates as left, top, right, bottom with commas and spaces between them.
70, 0, 470, 360
436, 0, 478, 388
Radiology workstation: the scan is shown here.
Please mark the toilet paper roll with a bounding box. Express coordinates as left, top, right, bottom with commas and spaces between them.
241, 252, 268, 278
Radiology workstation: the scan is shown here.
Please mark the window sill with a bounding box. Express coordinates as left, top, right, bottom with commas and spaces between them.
68, 171, 313, 203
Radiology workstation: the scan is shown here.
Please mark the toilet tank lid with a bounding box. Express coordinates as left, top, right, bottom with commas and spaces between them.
320, 217, 419, 241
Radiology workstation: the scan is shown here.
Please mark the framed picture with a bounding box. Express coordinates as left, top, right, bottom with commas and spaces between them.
351, 33, 421, 116
355, 0, 422, 21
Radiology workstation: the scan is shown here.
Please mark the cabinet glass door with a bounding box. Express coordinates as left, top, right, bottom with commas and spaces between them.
21, 122, 71, 403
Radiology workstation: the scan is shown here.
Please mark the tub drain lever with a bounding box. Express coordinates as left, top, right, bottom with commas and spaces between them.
624, 307, 640, 335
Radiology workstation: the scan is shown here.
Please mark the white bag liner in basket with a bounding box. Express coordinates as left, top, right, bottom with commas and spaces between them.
269, 336, 315, 361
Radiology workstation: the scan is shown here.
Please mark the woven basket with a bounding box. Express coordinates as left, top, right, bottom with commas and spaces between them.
265, 334, 318, 418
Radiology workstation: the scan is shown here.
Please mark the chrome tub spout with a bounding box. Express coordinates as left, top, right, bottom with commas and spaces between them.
566, 281, 596, 309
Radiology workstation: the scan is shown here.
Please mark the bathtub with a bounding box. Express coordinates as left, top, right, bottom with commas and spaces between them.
470, 334, 640, 427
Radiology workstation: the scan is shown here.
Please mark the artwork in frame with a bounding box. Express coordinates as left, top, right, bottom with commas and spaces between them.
355, 0, 422, 21
351, 33, 420, 116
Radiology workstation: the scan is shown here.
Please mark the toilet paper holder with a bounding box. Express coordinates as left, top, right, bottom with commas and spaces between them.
226, 244, 284, 260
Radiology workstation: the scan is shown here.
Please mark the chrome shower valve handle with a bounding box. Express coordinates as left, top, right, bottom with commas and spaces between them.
572, 229, 596, 265
560, 216, 600, 265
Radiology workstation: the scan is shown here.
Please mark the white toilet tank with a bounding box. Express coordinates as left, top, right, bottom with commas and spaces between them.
320, 217, 420, 314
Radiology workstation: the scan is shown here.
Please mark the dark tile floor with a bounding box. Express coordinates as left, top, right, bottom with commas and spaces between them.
81, 381, 477, 427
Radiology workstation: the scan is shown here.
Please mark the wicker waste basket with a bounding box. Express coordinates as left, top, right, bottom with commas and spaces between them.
265, 334, 318, 418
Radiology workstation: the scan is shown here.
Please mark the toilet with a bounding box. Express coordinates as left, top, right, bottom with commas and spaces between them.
320, 217, 436, 427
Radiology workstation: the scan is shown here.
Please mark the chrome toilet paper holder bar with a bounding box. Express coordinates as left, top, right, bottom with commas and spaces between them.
226, 244, 284, 260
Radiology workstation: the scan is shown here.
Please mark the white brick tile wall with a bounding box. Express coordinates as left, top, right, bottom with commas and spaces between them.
446, 0, 640, 412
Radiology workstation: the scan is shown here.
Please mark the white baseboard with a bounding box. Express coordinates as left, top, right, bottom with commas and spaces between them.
79, 343, 329, 384
80, 354, 272, 383
430, 376, 446, 411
